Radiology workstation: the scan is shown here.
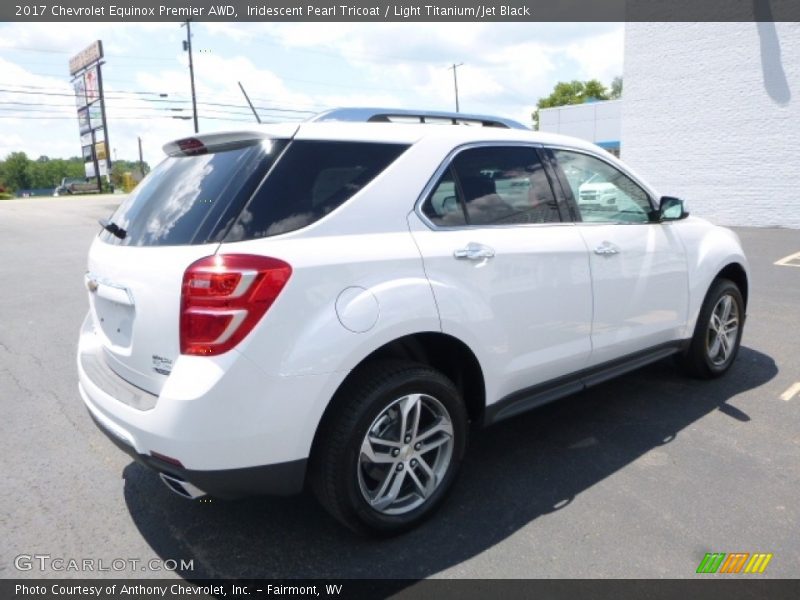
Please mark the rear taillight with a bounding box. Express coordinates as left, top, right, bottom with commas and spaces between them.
180, 254, 292, 356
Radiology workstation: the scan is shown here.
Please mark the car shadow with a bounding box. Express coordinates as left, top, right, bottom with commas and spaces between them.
123, 346, 776, 583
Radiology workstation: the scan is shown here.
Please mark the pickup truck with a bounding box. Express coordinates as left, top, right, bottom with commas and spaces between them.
54, 177, 100, 195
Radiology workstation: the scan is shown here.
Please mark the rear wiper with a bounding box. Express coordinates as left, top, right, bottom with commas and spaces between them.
99, 218, 127, 240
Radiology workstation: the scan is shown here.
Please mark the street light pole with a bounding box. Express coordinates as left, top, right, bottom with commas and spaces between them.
449, 63, 463, 113
181, 20, 199, 133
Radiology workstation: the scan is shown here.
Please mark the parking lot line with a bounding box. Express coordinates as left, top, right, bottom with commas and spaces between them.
780, 382, 800, 402
774, 251, 800, 267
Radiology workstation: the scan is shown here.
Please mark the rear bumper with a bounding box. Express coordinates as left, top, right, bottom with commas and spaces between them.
77, 313, 344, 497
87, 409, 306, 498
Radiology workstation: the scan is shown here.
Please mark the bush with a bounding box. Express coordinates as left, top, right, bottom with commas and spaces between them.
0, 192, 14, 200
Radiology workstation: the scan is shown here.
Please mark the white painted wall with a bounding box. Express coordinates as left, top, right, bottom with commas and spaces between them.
539, 100, 621, 148
622, 22, 800, 228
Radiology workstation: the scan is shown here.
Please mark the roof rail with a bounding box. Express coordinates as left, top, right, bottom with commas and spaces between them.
309, 107, 529, 130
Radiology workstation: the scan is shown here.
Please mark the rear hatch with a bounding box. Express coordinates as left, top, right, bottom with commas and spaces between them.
85, 129, 293, 395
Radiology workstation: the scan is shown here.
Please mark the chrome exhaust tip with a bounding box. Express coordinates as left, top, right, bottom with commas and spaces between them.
159, 472, 207, 500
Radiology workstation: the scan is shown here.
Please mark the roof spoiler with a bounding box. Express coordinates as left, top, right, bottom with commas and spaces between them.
309, 107, 529, 130
163, 125, 300, 157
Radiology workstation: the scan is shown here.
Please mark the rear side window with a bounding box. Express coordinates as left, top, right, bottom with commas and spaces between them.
224, 141, 408, 241
100, 140, 287, 247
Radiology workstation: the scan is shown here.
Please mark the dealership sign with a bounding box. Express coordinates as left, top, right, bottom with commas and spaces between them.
69, 41, 111, 183
69, 40, 103, 76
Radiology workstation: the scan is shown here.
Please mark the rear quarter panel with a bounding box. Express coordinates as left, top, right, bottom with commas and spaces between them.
220, 232, 441, 377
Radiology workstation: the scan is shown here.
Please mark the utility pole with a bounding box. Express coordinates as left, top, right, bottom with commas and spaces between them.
449, 63, 463, 112
137, 137, 145, 177
181, 20, 199, 133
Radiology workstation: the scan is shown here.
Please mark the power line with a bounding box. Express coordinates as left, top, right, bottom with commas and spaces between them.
1, 82, 170, 97
8, 64, 410, 96
0, 87, 317, 115
1, 40, 451, 66
0, 114, 291, 123
0, 81, 326, 111
0, 107, 261, 119
0, 44, 179, 61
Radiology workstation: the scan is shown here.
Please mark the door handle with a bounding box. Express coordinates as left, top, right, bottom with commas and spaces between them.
85, 274, 135, 306
594, 241, 620, 256
453, 242, 495, 261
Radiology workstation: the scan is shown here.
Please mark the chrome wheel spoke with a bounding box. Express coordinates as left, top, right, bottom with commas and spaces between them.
708, 334, 722, 359
408, 465, 435, 499
416, 455, 435, 480
371, 468, 407, 511
399, 394, 422, 441
418, 434, 450, 453
369, 435, 401, 449
723, 326, 737, 357
361, 436, 398, 465
718, 332, 731, 358
719, 295, 733, 323
416, 417, 453, 443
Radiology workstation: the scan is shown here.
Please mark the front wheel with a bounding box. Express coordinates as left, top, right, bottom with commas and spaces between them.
310, 361, 468, 536
680, 278, 744, 378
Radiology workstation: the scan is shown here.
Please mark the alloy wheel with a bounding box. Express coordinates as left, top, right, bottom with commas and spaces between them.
706, 293, 739, 366
357, 393, 454, 515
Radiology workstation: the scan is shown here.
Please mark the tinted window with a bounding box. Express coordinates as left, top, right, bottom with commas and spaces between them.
422, 168, 466, 227
553, 149, 653, 223
100, 140, 285, 246
225, 141, 408, 241
422, 146, 560, 227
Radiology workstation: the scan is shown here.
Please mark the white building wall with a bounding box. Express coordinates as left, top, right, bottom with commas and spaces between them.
539, 100, 621, 149
622, 22, 800, 228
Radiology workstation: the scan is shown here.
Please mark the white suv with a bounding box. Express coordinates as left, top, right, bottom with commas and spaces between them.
77, 108, 749, 535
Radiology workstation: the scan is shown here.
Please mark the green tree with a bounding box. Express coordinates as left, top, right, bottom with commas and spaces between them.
110, 159, 150, 189
2, 152, 32, 191
532, 78, 613, 129
610, 76, 623, 99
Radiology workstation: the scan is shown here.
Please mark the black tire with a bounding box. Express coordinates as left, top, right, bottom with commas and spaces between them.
679, 278, 745, 379
310, 360, 468, 536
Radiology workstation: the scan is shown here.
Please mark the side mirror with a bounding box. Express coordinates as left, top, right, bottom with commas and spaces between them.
658, 196, 689, 221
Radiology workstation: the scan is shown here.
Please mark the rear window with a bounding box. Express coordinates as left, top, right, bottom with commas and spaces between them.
223, 140, 408, 242
100, 139, 287, 246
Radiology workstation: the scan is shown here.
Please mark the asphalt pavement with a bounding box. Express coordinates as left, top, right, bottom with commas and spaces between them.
1, 195, 798, 580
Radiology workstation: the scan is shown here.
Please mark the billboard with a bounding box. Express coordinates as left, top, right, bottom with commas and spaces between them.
94, 141, 107, 162
77, 107, 91, 134
88, 105, 102, 129
69, 41, 103, 76
69, 40, 110, 189
84, 67, 100, 104
73, 78, 86, 109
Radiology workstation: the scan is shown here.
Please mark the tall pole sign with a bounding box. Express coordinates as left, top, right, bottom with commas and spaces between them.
69, 41, 111, 191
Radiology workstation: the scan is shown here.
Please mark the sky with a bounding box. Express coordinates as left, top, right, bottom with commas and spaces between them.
0, 22, 623, 167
